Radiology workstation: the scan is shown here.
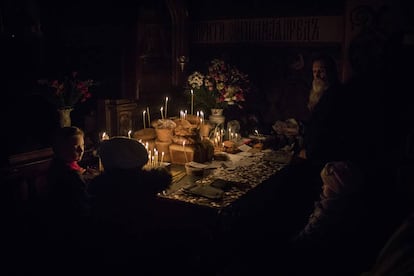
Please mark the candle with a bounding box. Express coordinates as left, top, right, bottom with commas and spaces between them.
200, 111, 204, 121
101, 132, 109, 141
146, 107, 151, 127
191, 89, 194, 115
182, 141, 188, 163
128, 130, 132, 139
164, 97, 168, 119
160, 107, 164, 120
160, 151, 165, 165
143, 110, 146, 129
154, 149, 158, 165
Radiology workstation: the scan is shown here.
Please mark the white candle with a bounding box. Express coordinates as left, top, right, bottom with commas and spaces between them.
146, 107, 151, 127
160, 151, 165, 165
154, 149, 158, 166
143, 110, 146, 129
191, 89, 194, 115
165, 97, 168, 119
128, 130, 132, 139
182, 141, 188, 163
160, 107, 164, 120
200, 111, 204, 121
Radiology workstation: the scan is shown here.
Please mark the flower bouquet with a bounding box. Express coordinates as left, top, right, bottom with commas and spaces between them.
187, 59, 251, 113
37, 72, 96, 109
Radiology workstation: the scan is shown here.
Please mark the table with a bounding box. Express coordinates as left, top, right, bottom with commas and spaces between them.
153, 149, 294, 272
158, 149, 293, 211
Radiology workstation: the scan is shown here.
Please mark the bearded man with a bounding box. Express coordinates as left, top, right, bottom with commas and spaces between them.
301, 54, 347, 165
307, 56, 338, 112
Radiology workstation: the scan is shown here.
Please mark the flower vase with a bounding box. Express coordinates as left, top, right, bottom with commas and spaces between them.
211, 109, 223, 116
58, 107, 73, 127
209, 108, 225, 125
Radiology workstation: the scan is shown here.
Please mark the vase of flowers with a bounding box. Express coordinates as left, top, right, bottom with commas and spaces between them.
187, 59, 251, 117
57, 107, 74, 127
37, 72, 96, 127
211, 108, 224, 116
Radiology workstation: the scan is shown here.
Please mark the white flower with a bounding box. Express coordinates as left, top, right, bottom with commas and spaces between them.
188, 71, 204, 89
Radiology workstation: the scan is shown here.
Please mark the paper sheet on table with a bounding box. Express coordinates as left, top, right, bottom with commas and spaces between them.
186, 161, 209, 169
238, 144, 252, 152
237, 151, 253, 157
204, 161, 227, 169
226, 153, 244, 164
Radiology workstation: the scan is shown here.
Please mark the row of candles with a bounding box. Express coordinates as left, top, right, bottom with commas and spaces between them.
143, 108, 206, 129
100, 131, 166, 168
143, 142, 165, 169
141, 92, 199, 129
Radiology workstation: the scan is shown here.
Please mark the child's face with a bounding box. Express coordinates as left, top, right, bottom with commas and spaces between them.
59, 134, 85, 163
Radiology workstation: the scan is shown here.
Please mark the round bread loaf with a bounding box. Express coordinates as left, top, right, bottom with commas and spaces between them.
133, 128, 156, 141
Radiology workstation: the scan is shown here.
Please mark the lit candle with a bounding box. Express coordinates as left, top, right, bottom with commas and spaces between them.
191, 89, 194, 115
154, 148, 158, 166
128, 130, 132, 139
160, 107, 164, 120
160, 151, 165, 165
101, 132, 109, 141
146, 107, 151, 127
164, 97, 169, 119
182, 141, 188, 163
143, 110, 146, 129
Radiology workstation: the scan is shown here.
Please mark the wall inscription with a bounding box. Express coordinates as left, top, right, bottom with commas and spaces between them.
192, 16, 343, 43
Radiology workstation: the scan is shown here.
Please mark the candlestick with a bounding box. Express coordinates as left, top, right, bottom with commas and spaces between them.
160, 107, 164, 120
146, 107, 151, 127
191, 89, 194, 115
143, 110, 146, 129
165, 97, 168, 119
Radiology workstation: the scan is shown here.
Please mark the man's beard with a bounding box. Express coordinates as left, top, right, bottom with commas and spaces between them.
307, 79, 329, 112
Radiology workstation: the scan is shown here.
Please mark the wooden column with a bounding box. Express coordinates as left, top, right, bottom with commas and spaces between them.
166, 0, 189, 87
